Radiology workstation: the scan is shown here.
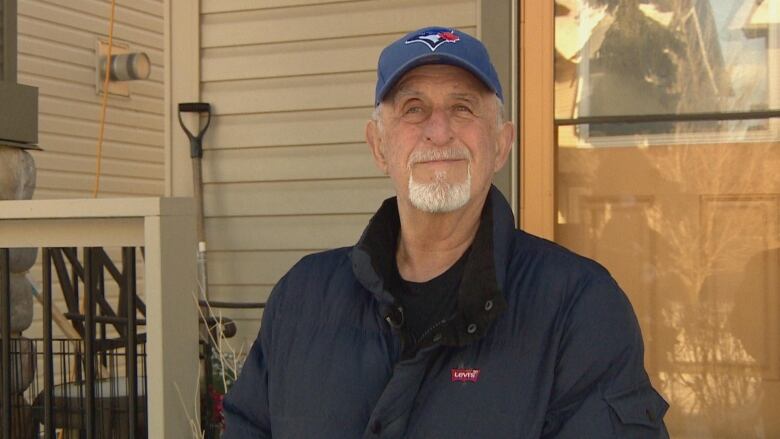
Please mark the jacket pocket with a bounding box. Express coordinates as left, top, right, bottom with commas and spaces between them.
604, 383, 669, 437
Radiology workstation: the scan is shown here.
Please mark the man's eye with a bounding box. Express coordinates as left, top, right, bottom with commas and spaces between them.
454, 105, 473, 113
404, 106, 423, 114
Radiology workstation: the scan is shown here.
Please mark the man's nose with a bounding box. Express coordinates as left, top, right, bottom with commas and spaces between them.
423, 108, 453, 146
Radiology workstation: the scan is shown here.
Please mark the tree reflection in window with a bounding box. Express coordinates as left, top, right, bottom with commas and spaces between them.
555, 0, 776, 138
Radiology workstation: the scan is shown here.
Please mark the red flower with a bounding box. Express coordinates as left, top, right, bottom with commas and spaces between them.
208, 384, 225, 427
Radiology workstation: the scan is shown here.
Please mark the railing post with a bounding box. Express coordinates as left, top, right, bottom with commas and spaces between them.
0, 248, 11, 439
144, 209, 198, 438
123, 246, 138, 438
83, 247, 96, 439
42, 248, 55, 438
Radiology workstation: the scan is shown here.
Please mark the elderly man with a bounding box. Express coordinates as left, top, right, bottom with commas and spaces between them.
224, 26, 669, 438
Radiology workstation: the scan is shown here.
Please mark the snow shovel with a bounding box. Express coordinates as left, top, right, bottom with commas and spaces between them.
177, 102, 212, 301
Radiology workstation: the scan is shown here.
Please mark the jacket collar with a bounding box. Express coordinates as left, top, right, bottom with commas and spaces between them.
350, 186, 515, 346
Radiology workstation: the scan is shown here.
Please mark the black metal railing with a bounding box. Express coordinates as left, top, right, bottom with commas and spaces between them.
1, 246, 147, 438
1, 244, 272, 438
0, 248, 12, 439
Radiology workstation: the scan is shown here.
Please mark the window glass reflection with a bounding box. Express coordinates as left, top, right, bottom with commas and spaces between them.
554, 1, 780, 438
555, 0, 779, 137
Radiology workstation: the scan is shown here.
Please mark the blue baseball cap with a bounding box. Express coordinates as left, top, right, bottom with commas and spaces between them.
374, 26, 503, 106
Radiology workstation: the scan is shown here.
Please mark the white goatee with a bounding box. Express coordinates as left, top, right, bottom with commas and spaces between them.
406, 146, 472, 213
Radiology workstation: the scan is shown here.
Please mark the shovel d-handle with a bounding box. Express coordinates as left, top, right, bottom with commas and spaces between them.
177, 102, 212, 159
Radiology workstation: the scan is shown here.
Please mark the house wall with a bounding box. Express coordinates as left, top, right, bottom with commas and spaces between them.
17, 0, 165, 199
175, 0, 483, 347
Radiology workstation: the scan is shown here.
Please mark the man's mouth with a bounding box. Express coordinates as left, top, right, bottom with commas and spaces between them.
412, 158, 468, 171
407, 147, 471, 168
415, 158, 465, 164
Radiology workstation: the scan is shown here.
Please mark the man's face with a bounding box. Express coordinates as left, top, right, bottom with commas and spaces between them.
366, 64, 514, 213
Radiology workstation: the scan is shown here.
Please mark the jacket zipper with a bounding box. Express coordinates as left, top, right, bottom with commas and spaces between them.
415, 318, 449, 345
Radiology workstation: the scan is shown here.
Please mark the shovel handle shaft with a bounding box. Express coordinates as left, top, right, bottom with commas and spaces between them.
190, 137, 203, 158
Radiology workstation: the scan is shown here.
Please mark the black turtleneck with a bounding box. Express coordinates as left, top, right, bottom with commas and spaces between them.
394, 247, 471, 356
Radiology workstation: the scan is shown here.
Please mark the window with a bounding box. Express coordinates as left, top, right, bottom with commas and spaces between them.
555, 0, 779, 147
554, 1, 780, 437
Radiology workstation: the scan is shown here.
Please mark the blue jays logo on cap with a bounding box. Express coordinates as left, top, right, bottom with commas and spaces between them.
405, 29, 460, 52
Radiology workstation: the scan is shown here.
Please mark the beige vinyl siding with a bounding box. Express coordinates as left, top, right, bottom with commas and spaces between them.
199, 0, 479, 345
17, 0, 165, 198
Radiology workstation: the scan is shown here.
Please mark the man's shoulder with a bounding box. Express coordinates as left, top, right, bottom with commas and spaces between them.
277, 246, 356, 292
509, 229, 611, 280
503, 230, 638, 342
501, 228, 628, 316
291, 246, 353, 272
264, 246, 361, 318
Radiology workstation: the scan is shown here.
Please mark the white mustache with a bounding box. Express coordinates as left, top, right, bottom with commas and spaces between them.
407, 147, 471, 168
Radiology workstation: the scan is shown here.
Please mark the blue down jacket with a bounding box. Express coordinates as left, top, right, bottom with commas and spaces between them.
223, 186, 669, 438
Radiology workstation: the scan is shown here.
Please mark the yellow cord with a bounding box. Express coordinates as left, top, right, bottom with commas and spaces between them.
92, 0, 117, 198
72, 4, 118, 433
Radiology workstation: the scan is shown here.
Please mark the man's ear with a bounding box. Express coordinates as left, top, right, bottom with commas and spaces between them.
493, 121, 515, 172
366, 119, 388, 174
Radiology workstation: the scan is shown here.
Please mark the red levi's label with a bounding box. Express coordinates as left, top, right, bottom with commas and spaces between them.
451, 368, 480, 383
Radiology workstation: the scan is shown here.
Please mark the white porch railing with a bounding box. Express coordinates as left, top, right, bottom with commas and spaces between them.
0, 197, 199, 438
